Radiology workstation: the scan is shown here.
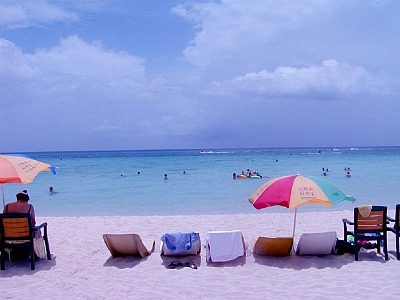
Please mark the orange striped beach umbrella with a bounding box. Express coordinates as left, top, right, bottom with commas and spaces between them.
0, 154, 56, 207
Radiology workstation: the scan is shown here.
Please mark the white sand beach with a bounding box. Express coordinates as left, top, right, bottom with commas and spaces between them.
1, 210, 400, 299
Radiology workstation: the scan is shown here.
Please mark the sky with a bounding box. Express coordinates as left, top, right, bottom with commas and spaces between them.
1, 0, 399, 152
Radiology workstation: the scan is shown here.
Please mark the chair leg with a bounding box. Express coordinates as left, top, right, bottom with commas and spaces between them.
383, 236, 388, 261
5, 249, 12, 262
354, 243, 359, 261
30, 245, 35, 271
397, 233, 400, 260
44, 237, 51, 260
1, 250, 5, 270
43, 226, 51, 260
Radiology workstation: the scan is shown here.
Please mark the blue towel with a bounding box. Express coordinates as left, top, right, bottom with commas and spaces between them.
161, 232, 200, 253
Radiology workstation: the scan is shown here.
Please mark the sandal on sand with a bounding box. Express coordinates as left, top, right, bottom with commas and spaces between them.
167, 261, 184, 269
184, 261, 197, 269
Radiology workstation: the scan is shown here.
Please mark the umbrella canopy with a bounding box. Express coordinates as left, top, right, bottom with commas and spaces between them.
248, 174, 356, 242
0, 154, 56, 184
0, 154, 56, 206
249, 174, 356, 209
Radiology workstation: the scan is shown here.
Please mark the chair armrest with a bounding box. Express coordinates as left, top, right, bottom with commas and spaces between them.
387, 216, 395, 222
342, 218, 353, 225
33, 222, 48, 231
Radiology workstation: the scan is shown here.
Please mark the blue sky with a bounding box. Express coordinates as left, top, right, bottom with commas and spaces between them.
1, 0, 399, 152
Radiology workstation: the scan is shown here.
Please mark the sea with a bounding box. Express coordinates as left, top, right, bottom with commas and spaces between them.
2, 147, 399, 217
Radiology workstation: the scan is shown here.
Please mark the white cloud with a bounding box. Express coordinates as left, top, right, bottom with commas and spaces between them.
0, 35, 148, 143
0, 0, 79, 29
212, 59, 390, 100
34, 35, 146, 86
0, 35, 146, 100
174, 1, 330, 71
0, 38, 36, 79
173, 0, 400, 85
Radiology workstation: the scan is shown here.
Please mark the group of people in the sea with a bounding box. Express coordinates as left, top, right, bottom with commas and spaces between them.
322, 167, 330, 176
232, 169, 262, 179
117, 165, 353, 182
164, 171, 186, 179
321, 167, 352, 177
118, 170, 188, 180
231, 165, 354, 180
231, 166, 352, 180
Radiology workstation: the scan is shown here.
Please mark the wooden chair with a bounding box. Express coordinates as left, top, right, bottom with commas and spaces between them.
387, 204, 400, 260
342, 206, 388, 261
0, 213, 51, 270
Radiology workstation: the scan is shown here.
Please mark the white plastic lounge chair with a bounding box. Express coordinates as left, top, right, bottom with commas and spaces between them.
296, 231, 337, 256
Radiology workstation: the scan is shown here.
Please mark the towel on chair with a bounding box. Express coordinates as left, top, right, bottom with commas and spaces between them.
161, 232, 200, 253
206, 230, 245, 262
358, 205, 372, 217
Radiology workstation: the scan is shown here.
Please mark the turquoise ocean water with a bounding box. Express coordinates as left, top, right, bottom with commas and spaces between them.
2, 147, 399, 216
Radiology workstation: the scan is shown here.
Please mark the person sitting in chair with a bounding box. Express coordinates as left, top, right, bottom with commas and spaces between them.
3, 190, 46, 259
4, 190, 37, 229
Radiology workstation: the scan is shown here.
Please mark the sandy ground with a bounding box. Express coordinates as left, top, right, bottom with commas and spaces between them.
1, 210, 400, 299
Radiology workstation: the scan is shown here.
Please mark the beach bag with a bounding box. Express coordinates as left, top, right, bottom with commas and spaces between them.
335, 239, 355, 255
34, 237, 47, 259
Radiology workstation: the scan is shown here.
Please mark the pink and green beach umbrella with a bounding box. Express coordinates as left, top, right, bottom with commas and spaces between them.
249, 174, 356, 209
248, 174, 356, 237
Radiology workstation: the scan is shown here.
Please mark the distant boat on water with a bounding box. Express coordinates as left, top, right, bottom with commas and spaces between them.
200, 150, 229, 154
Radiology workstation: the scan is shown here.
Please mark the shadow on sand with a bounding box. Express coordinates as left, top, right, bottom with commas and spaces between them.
0, 254, 56, 277
253, 250, 391, 270
103, 254, 151, 269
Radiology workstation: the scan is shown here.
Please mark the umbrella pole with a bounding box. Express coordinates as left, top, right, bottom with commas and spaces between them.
292, 207, 297, 239
1, 185, 5, 208
291, 208, 297, 253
